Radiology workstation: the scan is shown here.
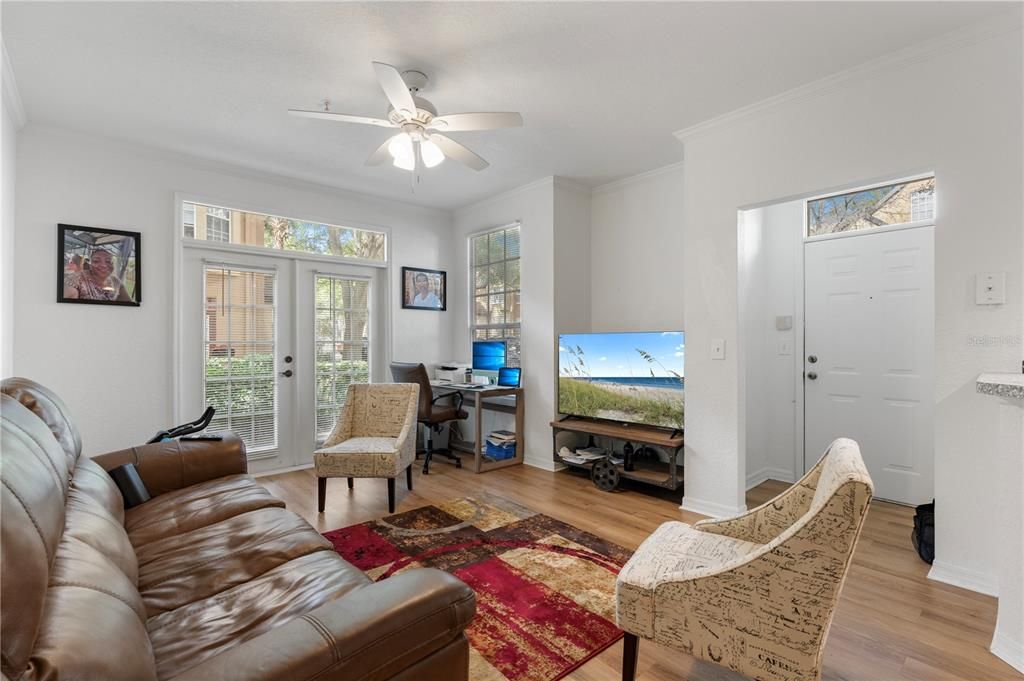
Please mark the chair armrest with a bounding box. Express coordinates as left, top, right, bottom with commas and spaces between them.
432, 391, 463, 411
91, 433, 247, 497
171, 568, 476, 681
694, 455, 827, 544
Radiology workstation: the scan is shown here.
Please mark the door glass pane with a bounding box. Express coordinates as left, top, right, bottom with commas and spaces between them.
203, 265, 277, 453
807, 177, 935, 237
314, 274, 371, 443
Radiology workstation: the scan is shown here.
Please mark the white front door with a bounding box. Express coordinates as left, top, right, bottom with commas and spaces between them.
180, 244, 383, 473
804, 226, 934, 504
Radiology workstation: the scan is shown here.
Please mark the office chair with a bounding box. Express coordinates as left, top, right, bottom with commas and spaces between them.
389, 362, 468, 474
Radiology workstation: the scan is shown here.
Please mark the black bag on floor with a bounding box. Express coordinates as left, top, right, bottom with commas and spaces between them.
911, 500, 935, 564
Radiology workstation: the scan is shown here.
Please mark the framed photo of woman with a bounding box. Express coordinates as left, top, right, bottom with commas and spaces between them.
401, 266, 446, 311
57, 224, 141, 306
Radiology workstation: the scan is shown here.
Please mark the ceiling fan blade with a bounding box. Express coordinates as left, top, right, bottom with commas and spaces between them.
372, 62, 417, 119
289, 109, 396, 128
365, 137, 393, 166
428, 112, 523, 132
430, 134, 489, 171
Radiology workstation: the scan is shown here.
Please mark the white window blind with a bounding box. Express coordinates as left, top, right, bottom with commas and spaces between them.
203, 265, 277, 452
315, 274, 371, 442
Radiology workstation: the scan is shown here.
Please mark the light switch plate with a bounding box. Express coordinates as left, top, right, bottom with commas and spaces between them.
776, 315, 793, 331
976, 272, 1006, 305
778, 339, 793, 356
711, 338, 726, 360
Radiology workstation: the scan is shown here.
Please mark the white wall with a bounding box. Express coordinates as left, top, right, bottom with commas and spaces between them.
1, 91, 16, 377
1, 40, 21, 378
739, 200, 802, 489
677, 22, 1023, 663
590, 164, 685, 332
14, 125, 454, 454
452, 178, 558, 470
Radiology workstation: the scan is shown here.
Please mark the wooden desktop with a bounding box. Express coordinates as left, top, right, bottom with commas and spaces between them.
429, 381, 524, 473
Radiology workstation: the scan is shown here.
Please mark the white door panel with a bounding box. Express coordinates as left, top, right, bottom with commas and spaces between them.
804, 226, 934, 504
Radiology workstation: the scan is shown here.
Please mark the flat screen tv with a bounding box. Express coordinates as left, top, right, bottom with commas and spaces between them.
558, 331, 684, 430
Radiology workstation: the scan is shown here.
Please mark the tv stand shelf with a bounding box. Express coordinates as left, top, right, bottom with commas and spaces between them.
550, 416, 684, 492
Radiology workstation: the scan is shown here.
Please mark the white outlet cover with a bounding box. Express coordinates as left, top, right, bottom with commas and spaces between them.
711, 338, 726, 360
975, 272, 1006, 305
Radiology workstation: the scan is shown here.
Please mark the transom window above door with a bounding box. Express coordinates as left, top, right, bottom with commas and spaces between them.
806, 176, 935, 238
182, 200, 387, 262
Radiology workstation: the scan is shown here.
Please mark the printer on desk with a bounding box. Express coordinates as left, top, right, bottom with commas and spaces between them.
435, 363, 470, 383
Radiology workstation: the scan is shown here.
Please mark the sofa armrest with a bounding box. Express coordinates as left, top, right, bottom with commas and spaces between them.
171, 569, 476, 681
91, 433, 247, 497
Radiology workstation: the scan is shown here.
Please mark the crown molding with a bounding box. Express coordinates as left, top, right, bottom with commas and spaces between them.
28, 124, 453, 218
593, 159, 685, 195
2, 40, 26, 130
552, 176, 591, 195
453, 176, 555, 216
674, 12, 1023, 144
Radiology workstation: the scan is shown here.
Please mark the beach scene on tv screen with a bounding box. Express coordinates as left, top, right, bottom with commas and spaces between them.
558, 331, 684, 429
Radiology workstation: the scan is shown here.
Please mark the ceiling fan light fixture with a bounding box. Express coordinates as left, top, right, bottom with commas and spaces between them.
388, 134, 415, 171
421, 139, 445, 168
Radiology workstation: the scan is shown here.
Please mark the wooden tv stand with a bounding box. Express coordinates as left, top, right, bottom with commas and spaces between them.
550, 415, 684, 492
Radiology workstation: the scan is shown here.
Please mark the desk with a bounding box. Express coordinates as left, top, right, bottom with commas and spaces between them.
430, 381, 524, 473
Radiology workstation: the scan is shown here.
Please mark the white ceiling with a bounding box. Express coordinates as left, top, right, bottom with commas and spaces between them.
2, 1, 1012, 210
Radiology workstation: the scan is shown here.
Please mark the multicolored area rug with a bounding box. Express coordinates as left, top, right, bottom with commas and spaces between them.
323, 494, 632, 681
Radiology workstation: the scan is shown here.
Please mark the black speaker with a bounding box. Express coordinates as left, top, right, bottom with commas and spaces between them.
108, 463, 151, 509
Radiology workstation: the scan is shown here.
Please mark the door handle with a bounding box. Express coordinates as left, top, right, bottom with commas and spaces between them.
807, 355, 818, 364
280, 369, 293, 378
806, 371, 818, 380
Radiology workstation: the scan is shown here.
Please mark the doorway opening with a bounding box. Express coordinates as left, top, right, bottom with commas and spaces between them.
739, 175, 935, 505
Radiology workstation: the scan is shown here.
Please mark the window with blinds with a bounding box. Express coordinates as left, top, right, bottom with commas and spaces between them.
315, 275, 371, 442
470, 225, 521, 366
203, 265, 277, 452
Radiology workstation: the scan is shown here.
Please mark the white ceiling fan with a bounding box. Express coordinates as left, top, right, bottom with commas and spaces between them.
290, 62, 523, 177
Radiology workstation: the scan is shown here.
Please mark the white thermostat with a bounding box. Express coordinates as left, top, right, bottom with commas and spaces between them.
976, 272, 1006, 305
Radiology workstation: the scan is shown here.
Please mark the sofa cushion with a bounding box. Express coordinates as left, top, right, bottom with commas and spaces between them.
29, 535, 157, 681
2, 377, 83, 470
147, 550, 370, 680
124, 474, 284, 547
136, 507, 336, 616
1, 395, 72, 678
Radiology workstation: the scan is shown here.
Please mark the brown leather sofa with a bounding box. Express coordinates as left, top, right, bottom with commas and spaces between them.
1, 377, 476, 681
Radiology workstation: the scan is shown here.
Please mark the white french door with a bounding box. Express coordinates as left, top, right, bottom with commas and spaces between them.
180, 244, 384, 473
804, 225, 934, 504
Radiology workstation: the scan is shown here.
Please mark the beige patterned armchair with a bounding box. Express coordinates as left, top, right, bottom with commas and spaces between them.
314, 383, 419, 515
616, 438, 873, 681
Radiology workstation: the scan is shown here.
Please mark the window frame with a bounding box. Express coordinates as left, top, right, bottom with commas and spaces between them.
468, 222, 522, 366
178, 197, 389, 265
803, 174, 936, 243
206, 206, 231, 243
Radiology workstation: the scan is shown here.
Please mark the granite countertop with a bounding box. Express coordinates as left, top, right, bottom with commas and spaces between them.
977, 372, 1024, 400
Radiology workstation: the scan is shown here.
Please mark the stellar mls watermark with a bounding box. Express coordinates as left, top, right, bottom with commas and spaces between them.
967, 334, 1023, 347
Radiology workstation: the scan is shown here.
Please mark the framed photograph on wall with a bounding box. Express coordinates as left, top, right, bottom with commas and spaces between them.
401, 266, 446, 311
57, 224, 141, 306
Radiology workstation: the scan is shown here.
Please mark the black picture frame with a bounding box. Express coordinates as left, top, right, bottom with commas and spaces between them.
57, 224, 141, 307
401, 266, 446, 311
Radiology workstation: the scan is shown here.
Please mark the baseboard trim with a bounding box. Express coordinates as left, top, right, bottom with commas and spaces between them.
680, 496, 746, 519
745, 467, 797, 490
524, 457, 559, 472
992, 631, 1024, 674
252, 462, 314, 478
928, 560, 999, 597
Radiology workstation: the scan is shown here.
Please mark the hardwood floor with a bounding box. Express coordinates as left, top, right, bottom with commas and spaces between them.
259, 463, 1022, 681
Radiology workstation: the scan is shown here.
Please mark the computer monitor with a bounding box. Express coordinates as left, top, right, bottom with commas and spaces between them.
498, 367, 522, 387
472, 340, 506, 371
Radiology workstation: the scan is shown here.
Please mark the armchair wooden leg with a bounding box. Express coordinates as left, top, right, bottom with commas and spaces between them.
347, 477, 354, 489
406, 465, 413, 490
387, 477, 396, 514
317, 476, 327, 513
622, 632, 638, 681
